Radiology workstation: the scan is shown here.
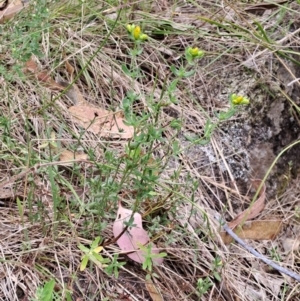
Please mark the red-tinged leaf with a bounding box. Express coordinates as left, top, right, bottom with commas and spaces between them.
37, 71, 50, 82
38, 72, 65, 91
24, 59, 38, 73
24, 59, 65, 91
113, 202, 164, 265
65, 60, 75, 78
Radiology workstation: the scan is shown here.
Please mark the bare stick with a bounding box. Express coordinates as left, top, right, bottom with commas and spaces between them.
215, 214, 300, 282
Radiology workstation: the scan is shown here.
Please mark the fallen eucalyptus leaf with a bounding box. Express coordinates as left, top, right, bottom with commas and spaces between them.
24, 59, 65, 91
69, 105, 134, 139
220, 220, 282, 244
59, 149, 88, 165
113, 202, 164, 265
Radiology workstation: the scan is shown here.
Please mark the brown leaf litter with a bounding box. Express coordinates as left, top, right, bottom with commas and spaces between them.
220, 220, 282, 244
69, 105, 134, 139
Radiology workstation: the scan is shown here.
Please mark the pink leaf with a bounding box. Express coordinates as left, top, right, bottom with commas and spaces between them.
113, 202, 164, 265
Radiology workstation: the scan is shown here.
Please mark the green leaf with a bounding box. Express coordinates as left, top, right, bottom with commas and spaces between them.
155, 252, 167, 258
78, 244, 90, 253
204, 120, 216, 137
213, 271, 221, 282
172, 140, 180, 155
183, 69, 196, 77
170, 119, 181, 130
135, 48, 143, 55
216, 108, 236, 120
66, 292, 72, 301
92, 252, 105, 262
168, 79, 179, 92
142, 257, 152, 271
121, 64, 138, 77
170, 65, 179, 76
91, 237, 101, 249
168, 92, 178, 104
254, 21, 271, 43
80, 255, 89, 271
16, 197, 23, 217
41, 279, 55, 301
198, 139, 210, 145
122, 64, 131, 75
129, 47, 144, 56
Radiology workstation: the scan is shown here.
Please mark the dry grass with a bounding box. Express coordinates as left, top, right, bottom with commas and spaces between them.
0, 0, 300, 300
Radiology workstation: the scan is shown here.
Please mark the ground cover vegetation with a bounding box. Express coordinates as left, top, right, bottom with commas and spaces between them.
0, 0, 300, 300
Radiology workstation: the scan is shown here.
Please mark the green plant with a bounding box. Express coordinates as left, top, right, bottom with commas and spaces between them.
269, 246, 281, 262
168, 47, 204, 105
211, 255, 222, 282
79, 237, 110, 271
32, 278, 72, 301
217, 94, 249, 120
104, 254, 126, 278
184, 93, 249, 146
280, 281, 290, 300
0, 0, 50, 81
32, 279, 55, 301
139, 243, 167, 273
196, 277, 213, 298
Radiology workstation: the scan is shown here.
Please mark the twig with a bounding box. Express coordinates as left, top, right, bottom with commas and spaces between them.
287, 78, 300, 86
215, 214, 300, 282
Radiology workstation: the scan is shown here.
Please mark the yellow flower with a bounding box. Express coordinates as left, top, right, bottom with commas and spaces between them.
133, 26, 141, 40
187, 47, 204, 58
126, 24, 148, 41
185, 47, 204, 64
190, 47, 199, 56
230, 94, 250, 105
